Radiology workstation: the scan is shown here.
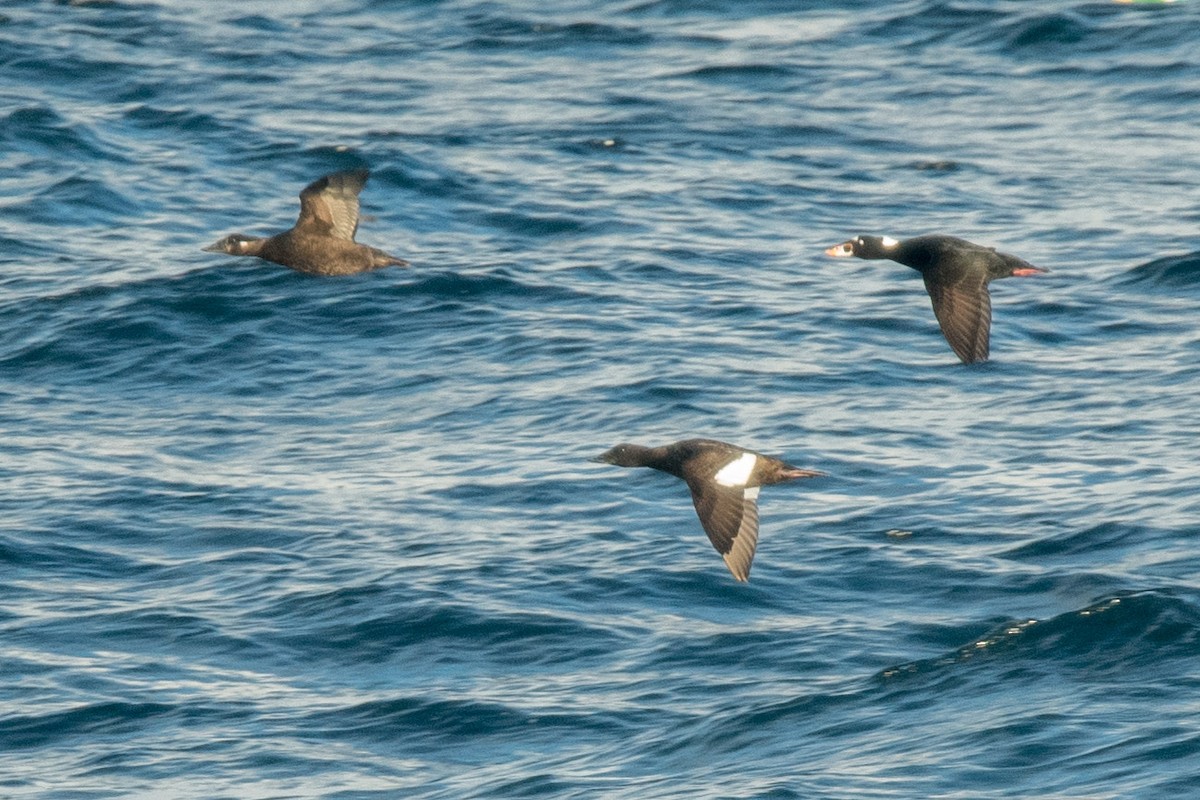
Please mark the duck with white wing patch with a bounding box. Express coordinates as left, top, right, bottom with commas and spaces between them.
592, 439, 823, 582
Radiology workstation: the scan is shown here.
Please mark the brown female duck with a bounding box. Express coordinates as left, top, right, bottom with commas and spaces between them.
203, 169, 408, 276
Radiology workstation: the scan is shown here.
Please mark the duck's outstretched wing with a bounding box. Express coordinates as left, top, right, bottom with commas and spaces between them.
688, 481, 761, 582
296, 169, 368, 241
923, 272, 992, 364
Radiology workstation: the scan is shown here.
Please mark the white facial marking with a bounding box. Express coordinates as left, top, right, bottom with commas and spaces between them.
880, 236, 900, 248
715, 452, 757, 487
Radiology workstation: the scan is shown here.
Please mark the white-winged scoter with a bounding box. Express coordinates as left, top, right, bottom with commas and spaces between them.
203, 169, 408, 276
825, 234, 1047, 364
593, 438, 823, 582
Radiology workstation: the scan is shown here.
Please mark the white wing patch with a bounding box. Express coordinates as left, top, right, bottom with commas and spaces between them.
744, 486, 760, 501
881, 236, 900, 248
714, 452, 757, 487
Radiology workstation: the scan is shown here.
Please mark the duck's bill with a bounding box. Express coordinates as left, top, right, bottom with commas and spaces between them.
825, 241, 855, 257
784, 467, 826, 480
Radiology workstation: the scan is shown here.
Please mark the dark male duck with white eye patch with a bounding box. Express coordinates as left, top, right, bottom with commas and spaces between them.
825, 234, 1048, 364
593, 438, 823, 582
203, 169, 409, 277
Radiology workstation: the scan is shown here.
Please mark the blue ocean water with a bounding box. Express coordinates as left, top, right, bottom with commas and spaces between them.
2, 0, 1200, 796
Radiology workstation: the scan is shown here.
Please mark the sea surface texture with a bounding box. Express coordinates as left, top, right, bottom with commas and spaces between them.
2, 1, 1199, 797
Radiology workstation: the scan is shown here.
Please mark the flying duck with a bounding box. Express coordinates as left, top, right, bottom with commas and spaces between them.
593, 438, 823, 582
203, 169, 408, 276
825, 234, 1047, 364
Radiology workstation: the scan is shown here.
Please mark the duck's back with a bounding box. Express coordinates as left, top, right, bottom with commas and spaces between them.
904, 235, 1033, 284
258, 230, 403, 276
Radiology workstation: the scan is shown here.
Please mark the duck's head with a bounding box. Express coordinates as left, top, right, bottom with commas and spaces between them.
825, 235, 901, 260
591, 443, 650, 468
202, 233, 261, 256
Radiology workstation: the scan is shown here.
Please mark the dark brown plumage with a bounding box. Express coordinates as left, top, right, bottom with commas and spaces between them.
825, 234, 1047, 364
203, 169, 408, 276
593, 439, 823, 582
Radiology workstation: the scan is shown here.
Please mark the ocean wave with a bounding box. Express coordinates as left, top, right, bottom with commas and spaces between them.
0, 701, 175, 751
1117, 251, 1200, 289
879, 590, 1200, 682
